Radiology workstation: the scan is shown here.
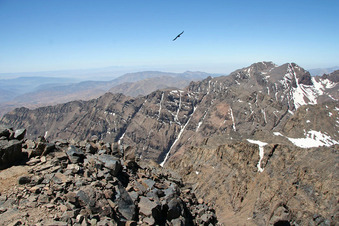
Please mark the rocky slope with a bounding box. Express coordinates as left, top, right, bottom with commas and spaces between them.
167, 140, 338, 225
0, 127, 218, 225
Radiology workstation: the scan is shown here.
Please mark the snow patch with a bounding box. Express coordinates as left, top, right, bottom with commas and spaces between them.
247, 139, 268, 173
160, 107, 197, 167
118, 132, 125, 145
273, 132, 283, 136
287, 130, 338, 148
229, 107, 236, 131
274, 130, 338, 148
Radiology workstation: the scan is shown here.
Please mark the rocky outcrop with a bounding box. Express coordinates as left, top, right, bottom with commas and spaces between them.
0, 133, 219, 225
0, 125, 26, 169
168, 141, 339, 225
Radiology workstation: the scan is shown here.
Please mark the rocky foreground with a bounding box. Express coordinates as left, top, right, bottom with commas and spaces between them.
0, 126, 218, 225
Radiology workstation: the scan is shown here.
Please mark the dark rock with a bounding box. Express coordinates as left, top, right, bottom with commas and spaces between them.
167, 198, 183, 221
77, 188, 96, 208
139, 196, 157, 216
66, 145, 85, 163
163, 184, 178, 201
41, 143, 55, 156
138, 196, 163, 223
97, 154, 121, 176
17, 176, 31, 185
29, 142, 46, 157
85, 142, 97, 154
0, 126, 11, 138
0, 139, 23, 169
115, 182, 135, 221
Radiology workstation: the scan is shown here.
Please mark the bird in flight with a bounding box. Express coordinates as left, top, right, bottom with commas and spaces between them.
173, 31, 184, 41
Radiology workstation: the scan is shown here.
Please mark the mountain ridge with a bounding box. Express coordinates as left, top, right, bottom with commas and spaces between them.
1, 62, 337, 162
1, 61, 338, 225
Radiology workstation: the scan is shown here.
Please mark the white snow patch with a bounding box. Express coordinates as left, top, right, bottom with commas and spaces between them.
229, 107, 236, 131
247, 139, 268, 173
292, 77, 337, 109
195, 171, 200, 175
196, 121, 203, 132
118, 132, 125, 145
196, 110, 208, 131
273, 132, 283, 136
287, 130, 338, 148
44, 131, 48, 138
306, 120, 311, 123
274, 130, 338, 148
160, 107, 197, 167
329, 112, 333, 117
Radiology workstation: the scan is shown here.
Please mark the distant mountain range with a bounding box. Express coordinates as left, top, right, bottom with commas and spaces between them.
308, 66, 339, 76
0, 71, 213, 117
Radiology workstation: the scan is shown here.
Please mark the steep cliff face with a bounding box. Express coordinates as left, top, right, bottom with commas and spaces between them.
167, 141, 339, 225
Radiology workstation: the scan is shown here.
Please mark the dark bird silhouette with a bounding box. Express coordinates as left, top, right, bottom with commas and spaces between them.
173, 31, 184, 41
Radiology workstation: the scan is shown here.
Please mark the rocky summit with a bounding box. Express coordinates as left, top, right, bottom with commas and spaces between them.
0, 129, 218, 225
0, 62, 338, 225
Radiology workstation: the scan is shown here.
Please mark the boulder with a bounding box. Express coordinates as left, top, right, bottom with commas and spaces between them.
17, 176, 31, 185
138, 196, 163, 223
115, 182, 136, 221
0, 126, 11, 138
14, 129, 26, 140
66, 145, 85, 163
167, 198, 183, 221
97, 154, 121, 176
0, 139, 23, 169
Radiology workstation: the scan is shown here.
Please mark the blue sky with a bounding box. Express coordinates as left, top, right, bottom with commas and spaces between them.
0, 0, 338, 74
